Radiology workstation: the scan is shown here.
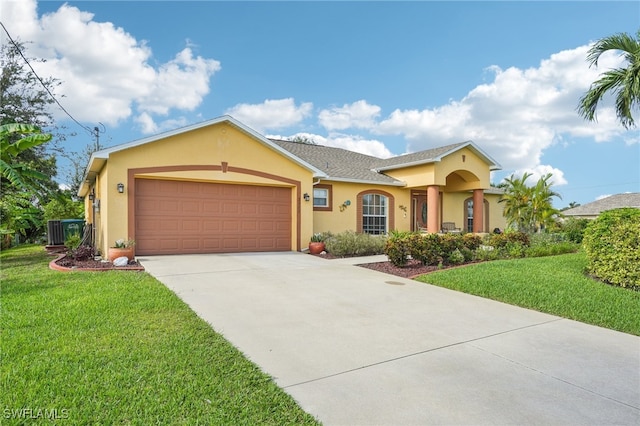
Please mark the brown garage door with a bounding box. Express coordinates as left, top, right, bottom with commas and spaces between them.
135, 179, 291, 255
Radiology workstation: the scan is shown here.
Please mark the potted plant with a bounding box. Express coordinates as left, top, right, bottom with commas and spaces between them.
308, 233, 326, 255
108, 238, 135, 262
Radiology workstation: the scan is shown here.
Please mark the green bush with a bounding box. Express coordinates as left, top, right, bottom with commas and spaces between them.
391, 232, 478, 267
526, 233, 579, 257
474, 245, 500, 261
325, 230, 386, 257
448, 248, 465, 265
409, 233, 444, 266
43, 195, 84, 222
583, 208, 640, 289
560, 218, 590, 243
385, 230, 412, 267
462, 233, 482, 251
488, 231, 530, 248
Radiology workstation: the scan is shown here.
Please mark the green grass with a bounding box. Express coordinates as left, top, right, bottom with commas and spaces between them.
416, 252, 640, 336
1, 245, 318, 425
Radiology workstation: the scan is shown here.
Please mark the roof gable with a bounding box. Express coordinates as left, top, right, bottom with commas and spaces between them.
373, 141, 501, 171
79, 116, 326, 195
88, 115, 324, 175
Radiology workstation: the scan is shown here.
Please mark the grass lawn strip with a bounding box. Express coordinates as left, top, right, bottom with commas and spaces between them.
416, 252, 640, 336
1, 245, 318, 425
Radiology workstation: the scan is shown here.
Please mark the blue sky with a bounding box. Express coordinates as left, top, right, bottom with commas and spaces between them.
4, 0, 639, 206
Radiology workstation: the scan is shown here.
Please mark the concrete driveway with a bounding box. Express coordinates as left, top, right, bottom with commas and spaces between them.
140, 252, 640, 425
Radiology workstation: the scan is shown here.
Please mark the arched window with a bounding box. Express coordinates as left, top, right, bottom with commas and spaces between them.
464, 197, 490, 233
357, 191, 394, 235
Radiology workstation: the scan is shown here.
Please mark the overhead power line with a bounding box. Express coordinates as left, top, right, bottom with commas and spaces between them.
0, 20, 95, 137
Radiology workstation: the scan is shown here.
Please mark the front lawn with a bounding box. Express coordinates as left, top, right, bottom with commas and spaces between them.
1, 245, 318, 425
415, 252, 640, 336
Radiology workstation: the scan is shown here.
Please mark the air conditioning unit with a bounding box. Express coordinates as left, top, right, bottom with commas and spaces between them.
47, 220, 64, 245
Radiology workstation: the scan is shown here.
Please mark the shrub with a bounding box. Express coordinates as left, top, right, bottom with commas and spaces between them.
462, 233, 482, 251
526, 233, 579, 257
409, 233, 443, 266
474, 245, 500, 261
325, 230, 386, 257
560, 218, 590, 243
448, 248, 465, 265
385, 231, 412, 267
71, 244, 96, 261
583, 208, 640, 289
65, 234, 82, 251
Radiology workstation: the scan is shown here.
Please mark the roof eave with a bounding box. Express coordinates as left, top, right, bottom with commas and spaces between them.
319, 176, 406, 187
76, 116, 326, 197
374, 158, 438, 172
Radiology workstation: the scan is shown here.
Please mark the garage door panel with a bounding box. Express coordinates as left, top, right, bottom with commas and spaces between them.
182, 220, 201, 232
136, 179, 292, 255
181, 239, 201, 250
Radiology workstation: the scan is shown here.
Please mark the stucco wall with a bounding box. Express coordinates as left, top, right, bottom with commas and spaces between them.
312, 181, 412, 234
95, 122, 314, 255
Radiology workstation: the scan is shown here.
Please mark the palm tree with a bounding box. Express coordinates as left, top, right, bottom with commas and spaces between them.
498, 173, 533, 232
499, 173, 562, 232
529, 173, 562, 232
577, 30, 640, 129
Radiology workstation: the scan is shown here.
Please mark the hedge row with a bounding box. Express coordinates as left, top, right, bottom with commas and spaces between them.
384, 232, 486, 267
583, 208, 640, 289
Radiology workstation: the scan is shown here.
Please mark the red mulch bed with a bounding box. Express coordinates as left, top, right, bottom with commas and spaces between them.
357, 259, 445, 278
52, 254, 144, 271
312, 252, 470, 279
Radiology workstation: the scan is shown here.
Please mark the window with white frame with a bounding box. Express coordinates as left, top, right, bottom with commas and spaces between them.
313, 188, 329, 207
362, 193, 387, 235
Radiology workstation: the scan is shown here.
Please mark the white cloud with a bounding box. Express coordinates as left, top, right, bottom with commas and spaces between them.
595, 194, 612, 201
137, 48, 220, 115
134, 113, 190, 135
318, 100, 381, 131
512, 165, 568, 186
3, 0, 220, 126
375, 45, 629, 173
225, 98, 313, 133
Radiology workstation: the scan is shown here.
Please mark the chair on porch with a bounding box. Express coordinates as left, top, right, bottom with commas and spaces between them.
440, 222, 462, 234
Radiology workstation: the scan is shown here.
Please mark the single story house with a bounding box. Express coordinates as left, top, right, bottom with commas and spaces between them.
562, 193, 640, 220
78, 115, 506, 256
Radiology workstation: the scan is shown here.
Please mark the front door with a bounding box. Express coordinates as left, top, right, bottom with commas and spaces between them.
412, 194, 428, 231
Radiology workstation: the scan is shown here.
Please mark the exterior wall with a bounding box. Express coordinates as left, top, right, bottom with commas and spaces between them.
436, 147, 491, 188
485, 193, 506, 232
95, 122, 314, 256
312, 181, 412, 234
384, 164, 436, 188
438, 192, 506, 234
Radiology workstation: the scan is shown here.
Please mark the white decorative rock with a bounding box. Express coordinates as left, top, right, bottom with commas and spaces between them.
113, 256, 129, 267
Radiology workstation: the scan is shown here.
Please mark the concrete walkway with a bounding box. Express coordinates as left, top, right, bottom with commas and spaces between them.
140, 252, 640, 425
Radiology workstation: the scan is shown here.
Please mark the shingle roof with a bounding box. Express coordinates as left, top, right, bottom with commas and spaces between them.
373, 142, 468, 169
272, 139, 501, 185
271, 140, 404, 185
563, 193, 640, 217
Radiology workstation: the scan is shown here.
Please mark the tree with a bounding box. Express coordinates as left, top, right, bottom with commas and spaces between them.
1, 40, 61, 194
499, 173, 562, 233
1, 40, 64, 244
561, 201, 581, 211
529, 173, 562, 232
498, 173, 533, 232
0, 123, 51, 193
577, 30, 640, 129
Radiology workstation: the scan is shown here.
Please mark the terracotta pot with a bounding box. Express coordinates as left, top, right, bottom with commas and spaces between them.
308, 242, 325, 255
107, 247, 135, 262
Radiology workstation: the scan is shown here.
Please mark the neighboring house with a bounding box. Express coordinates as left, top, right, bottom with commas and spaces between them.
562, 193, 640, 219
78, 116, 506, 256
